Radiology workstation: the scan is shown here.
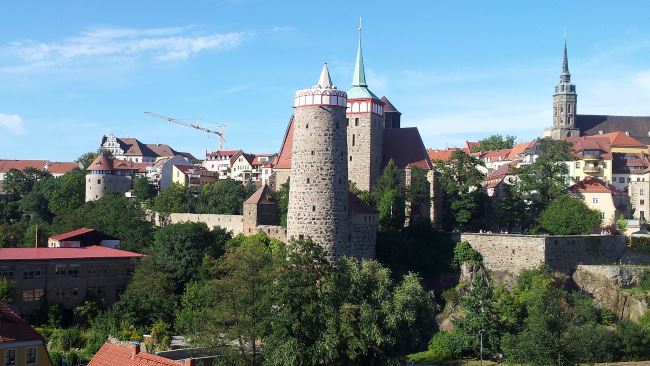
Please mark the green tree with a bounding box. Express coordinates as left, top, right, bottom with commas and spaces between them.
515, 138, 573, 216
132, 175, 155, 202
197, 179, 257, 215
151, 222, 231, 290
375, 160, 406, 230
433, 150, 488, 230
4, 168, 52, 196
452, 273, 500, 358
471, 134, 516, 153
48, 170, 86, 216
535, 195, 601, 235
274, 180, 290, 227
54, 192, 154, 252
19, 191, 52, 222
112, 257, 178, 329
153, 183, 196, 215
406, 168, 430, 224
494, 184, 528, 230
0, 277, 16, 303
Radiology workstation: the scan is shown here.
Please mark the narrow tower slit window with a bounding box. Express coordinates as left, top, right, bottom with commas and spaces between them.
352, 134, 355, 146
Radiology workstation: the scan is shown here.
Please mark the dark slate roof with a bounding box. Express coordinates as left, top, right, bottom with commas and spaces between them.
576, 114, 650, 144
380, 96, 399, 113
382, 128, 433, 169
0, 304, 44, 343
244, 185, 277, 205
348, 192, 378, 214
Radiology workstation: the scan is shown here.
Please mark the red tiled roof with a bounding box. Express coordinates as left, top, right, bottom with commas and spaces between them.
0, 160, 48, 173
206, 149, 241, 158
0, 246, 143, 261
89, 342, 182, 366
244, 184, 276, 205
600, 131, 647, 148
383, 128, 432, 169
0, 304, 44, 344
568, 178, 626, 196
48, 228, 95, 241
507, 140, 536, 160
463, 141, 479, 153
46, 162, 81, 174
482, 148, 511, 160
273, 116, 294, 169
427, 148, 458, 162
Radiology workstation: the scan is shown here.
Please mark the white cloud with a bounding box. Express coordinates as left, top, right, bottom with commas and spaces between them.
0, 25, 246, 72
0, 113, 25, 134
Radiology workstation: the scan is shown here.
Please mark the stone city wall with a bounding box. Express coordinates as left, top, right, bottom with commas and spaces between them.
460, 233, 628, 276
168, 213, 243, 235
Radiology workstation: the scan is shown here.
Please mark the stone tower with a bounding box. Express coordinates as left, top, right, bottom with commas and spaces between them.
287, 64, 351, 260
346, 22, 385, 192
550, 36, 579, 139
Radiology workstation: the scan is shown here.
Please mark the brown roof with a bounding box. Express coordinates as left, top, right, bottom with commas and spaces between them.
427, 148, 458, 162
0, 160, 78, 174
272, 116, 294, 169
104, 136, 196, 161
206, 149, 241, 158
382, 128, 432, 169
380, 96, 399, 113
568, 177, 626, 196
87, 156, 145, 172
348, 192, 378, 214
45, 162, 80, 174
577, 115, 650, 145
88, 342, 182, 366
463, 141, 479, 153
87, 155, 114, 171
0, 303, 44, 344
244, 184, 277, 205
507, 140, 536, 160
600, 131, 647, 148
482, 148, 511, 160
230, 151, 254, 166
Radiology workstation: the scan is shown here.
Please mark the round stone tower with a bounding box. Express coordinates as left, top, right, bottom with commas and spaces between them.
287, 64, 351, 260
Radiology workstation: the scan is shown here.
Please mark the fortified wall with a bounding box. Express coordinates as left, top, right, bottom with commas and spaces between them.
168, 213, 243, 235
459, 233, 628, 276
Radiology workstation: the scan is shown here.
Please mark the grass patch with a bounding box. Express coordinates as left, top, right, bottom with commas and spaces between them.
406, 352, 497, 365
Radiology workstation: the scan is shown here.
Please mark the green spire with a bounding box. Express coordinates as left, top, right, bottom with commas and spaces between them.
352, 17, 367, 87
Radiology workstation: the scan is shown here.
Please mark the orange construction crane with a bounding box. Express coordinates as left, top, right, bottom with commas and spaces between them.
144, 111, 228, 150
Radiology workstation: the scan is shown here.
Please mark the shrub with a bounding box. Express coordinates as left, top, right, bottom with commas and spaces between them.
427, 331, 458, 361
452, 241, 482, 268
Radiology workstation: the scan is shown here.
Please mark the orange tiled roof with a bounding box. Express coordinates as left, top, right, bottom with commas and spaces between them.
507, 140, 536, 160
88, 342, 182, 366
600, 131, 647, 148
427, 148, 458, 162
273, 116, 294, 169
568, 177, 626, 196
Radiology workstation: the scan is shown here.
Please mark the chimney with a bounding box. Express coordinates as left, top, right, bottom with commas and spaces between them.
131, 342, 140, 357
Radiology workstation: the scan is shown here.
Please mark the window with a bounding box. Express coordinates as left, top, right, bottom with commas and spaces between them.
23, 270, 43, 280
349, 156, 352, 162
354, 118, 359, 126
352, 134, 355, 146
4, 349, 15, 366
54, 288, 64, 298
311, 151, 315, 156
68, 265, 79, 278
305, 123, 309, 129
0, 270, 13, 279
619, 177, 625, 183
600, 212, 605, 220
306, 178, 310, 184
593, 197, 599, 204
642, 200, 646, 206
603, 162, 607, 168
312, 206, 316, 212
575, 162, 581, 169
26, 347, 37, 364
55, 265, 66, 277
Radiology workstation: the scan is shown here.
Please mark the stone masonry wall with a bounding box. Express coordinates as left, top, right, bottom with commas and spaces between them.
168, 213, 243, 234
287, 104, 351, 259
460, 233, 628, 276
347, 112, 383, 192
86, 174, 131, 202
350, 211, 378, 259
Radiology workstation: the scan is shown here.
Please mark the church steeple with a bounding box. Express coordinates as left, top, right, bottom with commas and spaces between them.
560, 34, 571, 83
352, 17, 367, 87
549, 32, 578, 139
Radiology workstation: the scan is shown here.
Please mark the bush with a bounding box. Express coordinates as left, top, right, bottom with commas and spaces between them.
427, 331, 458, 361
452, 241, 482, 268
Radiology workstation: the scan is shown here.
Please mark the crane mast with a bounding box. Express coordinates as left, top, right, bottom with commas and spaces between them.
144, 112, 228, 150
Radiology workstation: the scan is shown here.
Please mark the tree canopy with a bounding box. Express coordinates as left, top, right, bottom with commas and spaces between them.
471, 134, 517, 153
534, 195, 602, 235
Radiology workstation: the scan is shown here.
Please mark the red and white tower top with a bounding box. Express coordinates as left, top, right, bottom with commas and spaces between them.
346, 17, 384, 116
294, 64, 347, 108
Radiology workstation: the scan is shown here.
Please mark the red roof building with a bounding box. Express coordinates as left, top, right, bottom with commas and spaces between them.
0, 303, 52, 366
89, 342, 190, 366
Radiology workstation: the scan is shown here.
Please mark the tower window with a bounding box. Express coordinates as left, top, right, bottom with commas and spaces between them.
355, 118, 359, 126
307, 178, 310, 184
346, 118, 349, 126
312, 206, 316, 212
311, 151, 315, 155
349, 156, 352, 161
305, 123, 309, 129
352, 134, 355, 146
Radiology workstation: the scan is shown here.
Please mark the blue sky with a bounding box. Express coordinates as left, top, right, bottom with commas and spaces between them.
1, 1, 650, 161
